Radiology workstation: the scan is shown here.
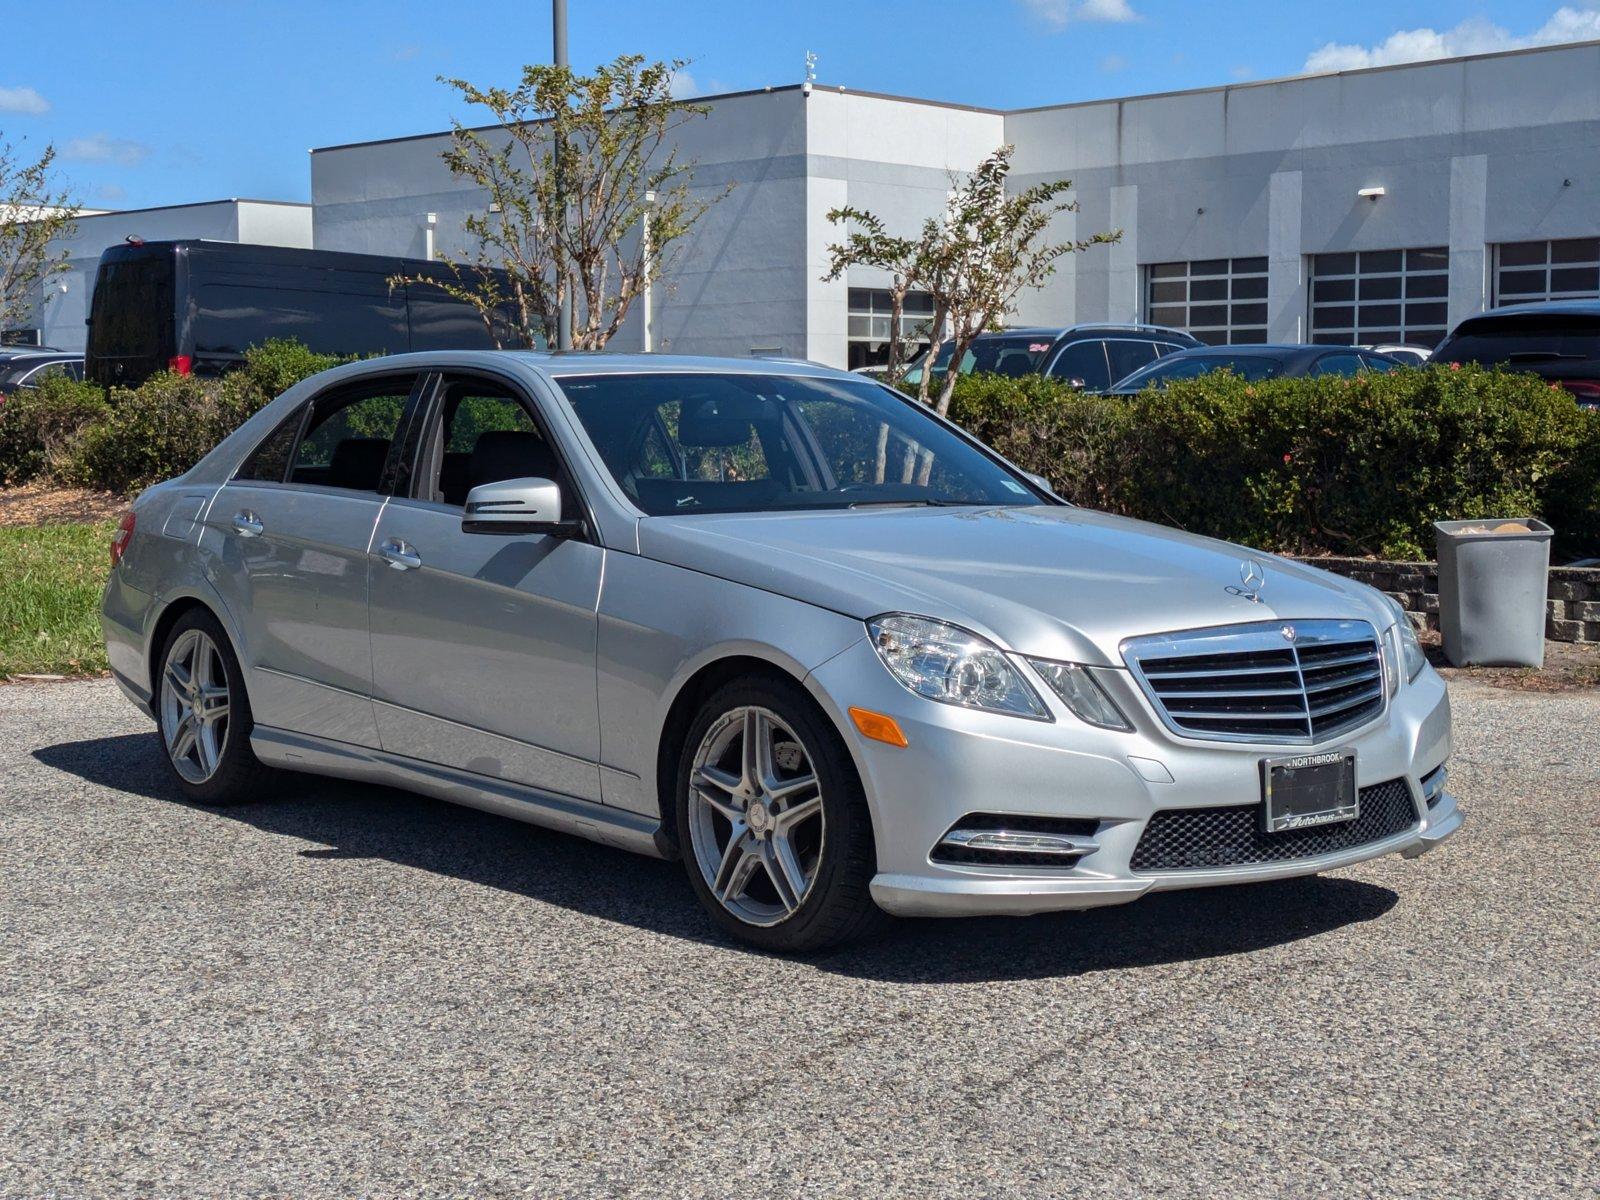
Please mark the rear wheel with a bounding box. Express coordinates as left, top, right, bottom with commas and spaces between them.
155, 609, 275, 804
677, 678, 885, 952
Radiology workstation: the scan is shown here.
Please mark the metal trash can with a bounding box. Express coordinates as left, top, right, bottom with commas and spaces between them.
1434, 518, 1553, 667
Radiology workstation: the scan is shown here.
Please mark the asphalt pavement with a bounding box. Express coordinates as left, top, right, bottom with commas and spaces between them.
2, 678, 1596, 1198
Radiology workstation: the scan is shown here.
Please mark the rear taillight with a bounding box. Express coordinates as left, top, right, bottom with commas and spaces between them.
1557, 379, 1600, 406
168, 355, 193, 376
110, 511, 136, 568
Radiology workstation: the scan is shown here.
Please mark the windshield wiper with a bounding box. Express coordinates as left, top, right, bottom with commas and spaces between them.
846, 497, 990, 509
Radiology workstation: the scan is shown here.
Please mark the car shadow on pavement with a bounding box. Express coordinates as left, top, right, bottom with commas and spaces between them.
35, 732, 1401, 984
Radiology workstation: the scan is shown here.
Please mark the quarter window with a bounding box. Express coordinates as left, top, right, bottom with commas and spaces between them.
1494, 239, 1600, 305
1309, 248, 1450, 348
1144, 258, 1269, 345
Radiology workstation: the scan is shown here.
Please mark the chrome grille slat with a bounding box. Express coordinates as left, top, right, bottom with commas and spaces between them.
1122, 619, 1386, 745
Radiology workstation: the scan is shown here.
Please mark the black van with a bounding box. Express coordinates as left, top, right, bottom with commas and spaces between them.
85, 240, 525, 386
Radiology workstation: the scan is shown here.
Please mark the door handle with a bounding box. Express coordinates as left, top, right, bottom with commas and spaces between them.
231, 510, 264, 538
379, 537, 422, 571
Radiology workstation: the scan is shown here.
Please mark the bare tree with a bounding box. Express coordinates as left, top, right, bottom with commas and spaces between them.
397, 54, 730, 350
0, 140, 78, 335
821, 207, 929, 382
915, 146, 1118, 420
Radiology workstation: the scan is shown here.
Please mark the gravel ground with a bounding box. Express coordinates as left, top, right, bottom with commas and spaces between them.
2, 678, 1596, 1198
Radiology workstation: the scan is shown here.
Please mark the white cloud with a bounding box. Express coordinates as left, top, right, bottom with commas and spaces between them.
1021, 0, 1139, 30
392, 44, 421, 62
1098, 53, 1128, 73
95, 183, 127, 203
1304, 6, 1600, 73
668, 68, 702, 98
62, 134, 152, 167
0, 85, 49, 115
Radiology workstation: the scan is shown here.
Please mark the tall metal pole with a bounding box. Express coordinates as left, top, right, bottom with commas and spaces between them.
553, 0, 572, 349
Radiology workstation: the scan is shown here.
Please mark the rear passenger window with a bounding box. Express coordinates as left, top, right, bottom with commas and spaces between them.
288, 378, 414, 493
1105, 340, 1160, 387
1047, 341, 1111, 390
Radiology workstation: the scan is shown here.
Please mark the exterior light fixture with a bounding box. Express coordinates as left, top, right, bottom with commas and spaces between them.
1357, 186, 1386, 201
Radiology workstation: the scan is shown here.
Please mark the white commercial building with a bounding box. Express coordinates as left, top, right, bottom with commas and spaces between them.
310, 39, 1600, 369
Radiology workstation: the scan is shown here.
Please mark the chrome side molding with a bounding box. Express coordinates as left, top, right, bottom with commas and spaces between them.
250, 726, 665, 858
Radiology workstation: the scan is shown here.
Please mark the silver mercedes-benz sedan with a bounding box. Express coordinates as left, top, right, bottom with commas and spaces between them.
102, 351, 1462, 950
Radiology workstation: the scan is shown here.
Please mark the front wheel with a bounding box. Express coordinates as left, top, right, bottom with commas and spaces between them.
677, 678, 886, 952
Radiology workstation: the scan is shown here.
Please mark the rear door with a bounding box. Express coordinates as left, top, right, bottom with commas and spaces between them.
365, 371, 604, 802
205, 371, 422, 746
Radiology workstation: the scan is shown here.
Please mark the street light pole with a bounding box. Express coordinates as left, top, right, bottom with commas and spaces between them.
553, 0, 572, 350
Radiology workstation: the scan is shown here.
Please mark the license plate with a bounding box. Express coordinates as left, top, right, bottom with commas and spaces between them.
1261, 749, 1358, 833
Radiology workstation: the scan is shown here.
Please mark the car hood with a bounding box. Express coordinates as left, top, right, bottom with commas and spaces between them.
637, 505, 1391, 666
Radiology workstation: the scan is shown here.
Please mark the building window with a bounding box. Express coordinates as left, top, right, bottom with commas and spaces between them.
847, 288, 934, 371
1144, 258, 1269, 345
1309, 247, 1450, 349
1494, 239, 1600, 305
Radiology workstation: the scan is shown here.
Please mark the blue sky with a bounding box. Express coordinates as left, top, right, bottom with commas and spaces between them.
4, 1, 1598, 210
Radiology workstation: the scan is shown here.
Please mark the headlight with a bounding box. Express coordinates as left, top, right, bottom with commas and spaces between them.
1026, 659, 1134, 731
1381, 597, 1427, 687
867, 615, 1048, 719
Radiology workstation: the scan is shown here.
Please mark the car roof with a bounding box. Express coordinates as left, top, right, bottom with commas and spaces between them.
969, 324, 1195, 340
1163, 344, 1344, 359
1470, 299, 1600, 319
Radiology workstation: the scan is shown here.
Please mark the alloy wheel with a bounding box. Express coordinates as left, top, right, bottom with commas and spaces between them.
686, 705, 826, 927
158, 628, 231, 785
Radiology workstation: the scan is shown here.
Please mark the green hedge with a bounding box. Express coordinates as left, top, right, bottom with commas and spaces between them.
947, 365, 1600, 559
0, 340, 346, 494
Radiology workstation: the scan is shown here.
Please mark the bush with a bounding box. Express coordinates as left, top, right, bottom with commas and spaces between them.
49, 338, 346, 495
0, 376, 111, 486
945, 365, 1600, 560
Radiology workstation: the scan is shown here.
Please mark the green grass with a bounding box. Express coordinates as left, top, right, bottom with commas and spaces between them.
0, 522, 115, 679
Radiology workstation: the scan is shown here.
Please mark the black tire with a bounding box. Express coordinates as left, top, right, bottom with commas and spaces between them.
676, 677, 888, 952
154, 608, 277, 805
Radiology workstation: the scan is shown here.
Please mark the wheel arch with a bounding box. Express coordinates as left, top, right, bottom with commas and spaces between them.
145, 590, 247, 703
652, 653, 838, 860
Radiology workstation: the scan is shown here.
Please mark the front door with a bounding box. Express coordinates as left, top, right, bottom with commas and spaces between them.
366, 372, 604, 803
206, 372, 421, 746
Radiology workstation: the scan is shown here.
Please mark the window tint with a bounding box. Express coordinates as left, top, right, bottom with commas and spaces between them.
432, 378, 557, 506
235, 409, 304, 482
928, 335, 1056, 378
558, 372, 1041, 515
1047, 341, 1111, 390
1104, 340, 1160, 387
288, 378, 413, 493
1435, 315, 1600, 365
1310, 352, 1367, 377
1116, 353, 1284, 389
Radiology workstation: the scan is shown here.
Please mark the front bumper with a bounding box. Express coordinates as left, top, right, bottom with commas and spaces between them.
806, 637, 1461, 919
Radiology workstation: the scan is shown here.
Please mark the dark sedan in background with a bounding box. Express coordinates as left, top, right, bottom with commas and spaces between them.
899, 324, 1201, 392
1104, 344, 1399, 394
0, 350, 84, 397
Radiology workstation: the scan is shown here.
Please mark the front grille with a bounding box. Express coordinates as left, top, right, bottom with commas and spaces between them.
1123, 619, 1386, 744
1129, 778, 1418, 872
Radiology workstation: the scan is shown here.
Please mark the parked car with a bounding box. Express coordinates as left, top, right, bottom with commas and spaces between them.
1359, 343, 1433, 365
899, 324, 1201, 391
1105, 344, 1399, 393
0, 350, 84, 396
1432, 301, 1600, 407
104, 351, 1461, 951
86, 240, 523, 388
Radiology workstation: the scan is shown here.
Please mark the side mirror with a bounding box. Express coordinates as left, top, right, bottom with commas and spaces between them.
1065, 377, 1087, 390
461, 477, 578, 537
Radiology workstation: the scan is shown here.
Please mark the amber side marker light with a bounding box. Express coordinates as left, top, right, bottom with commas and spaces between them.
849, 707, 908, 748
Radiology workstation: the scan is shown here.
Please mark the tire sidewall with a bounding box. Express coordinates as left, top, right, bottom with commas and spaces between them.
675, 677, 877, 951
155, 609, 258, 804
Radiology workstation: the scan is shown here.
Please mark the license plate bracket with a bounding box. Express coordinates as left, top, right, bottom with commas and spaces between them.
1261, 749, 1358, 833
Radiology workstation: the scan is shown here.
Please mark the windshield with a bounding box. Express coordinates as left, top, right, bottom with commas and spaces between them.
1114, 353, 1284, 389
917, 335, 1057, 378
557, 372, 1045, 516
1434, 315, 1600, 365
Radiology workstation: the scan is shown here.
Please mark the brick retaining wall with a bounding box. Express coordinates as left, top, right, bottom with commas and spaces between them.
1295, 557, 1600, 644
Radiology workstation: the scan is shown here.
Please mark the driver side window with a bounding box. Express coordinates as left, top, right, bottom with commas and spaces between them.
427, 376, 568, 510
